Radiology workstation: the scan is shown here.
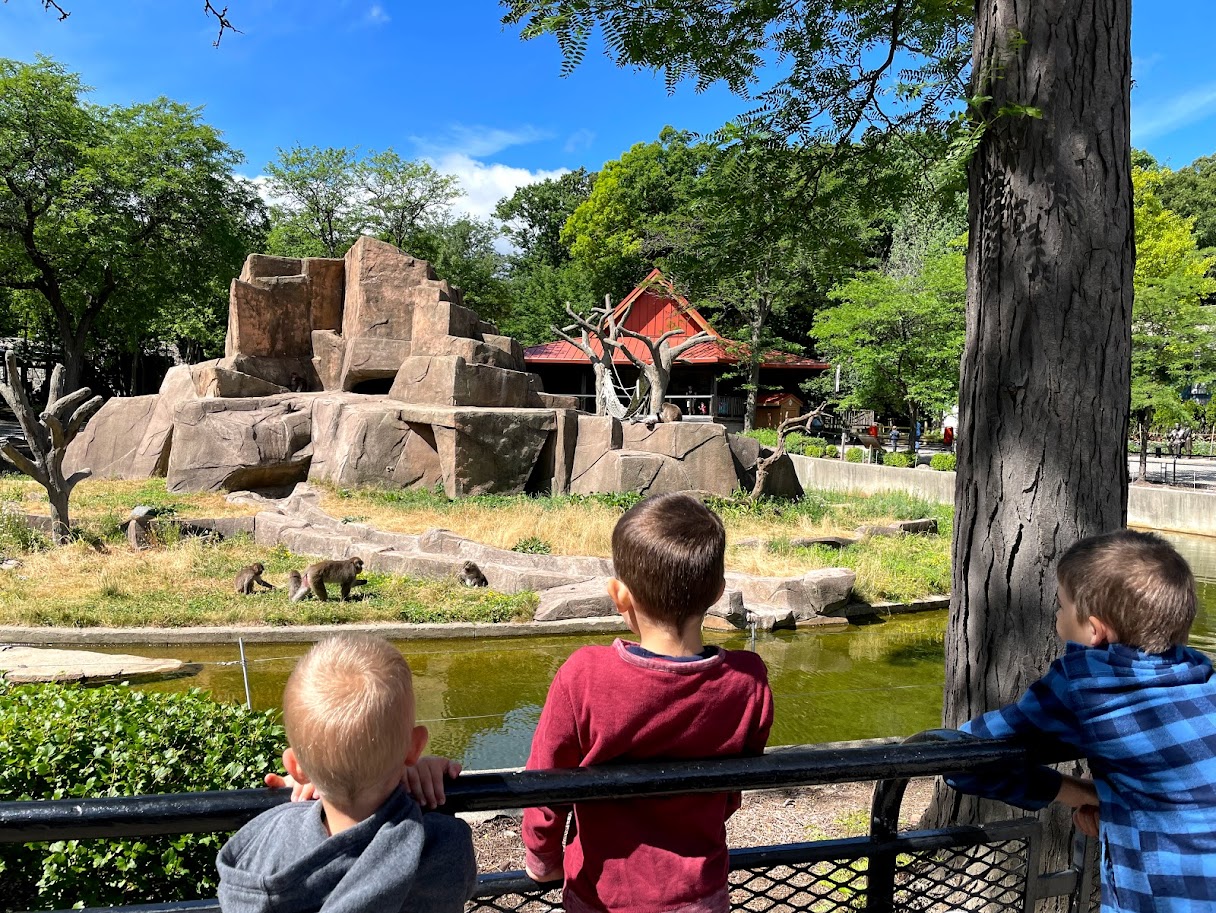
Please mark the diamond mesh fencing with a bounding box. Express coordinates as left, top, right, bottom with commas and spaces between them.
467, 821, 1063, 913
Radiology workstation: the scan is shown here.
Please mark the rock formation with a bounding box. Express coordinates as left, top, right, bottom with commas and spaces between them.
65, 237, 795, 498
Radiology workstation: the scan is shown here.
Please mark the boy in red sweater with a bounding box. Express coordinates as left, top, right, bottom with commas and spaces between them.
523, 493, 774, 913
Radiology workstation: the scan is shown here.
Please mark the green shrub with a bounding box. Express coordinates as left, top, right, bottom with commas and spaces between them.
846, 448, 864, 463
883, 452, 912, 469
930, 453, 957, 472
512, 535, 552, 554
741, 428, 779, 449
824, 445, 839, 459
804, 445, 825, 458
0, 683, 284, 910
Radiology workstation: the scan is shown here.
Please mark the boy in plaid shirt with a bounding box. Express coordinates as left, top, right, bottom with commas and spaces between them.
947, 530, 1216, 913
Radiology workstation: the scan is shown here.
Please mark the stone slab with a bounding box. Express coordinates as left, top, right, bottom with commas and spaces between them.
0, 646, 198, 684
63, 394, 160, 480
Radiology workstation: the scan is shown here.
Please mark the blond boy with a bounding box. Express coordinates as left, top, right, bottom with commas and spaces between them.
217, 635, 475, 913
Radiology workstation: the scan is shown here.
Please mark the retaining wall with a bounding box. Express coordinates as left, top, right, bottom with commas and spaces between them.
789, 454, 956, 503
789, 454, 1216, 538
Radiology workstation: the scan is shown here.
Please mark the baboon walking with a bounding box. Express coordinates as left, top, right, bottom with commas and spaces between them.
292, 557, 366, 602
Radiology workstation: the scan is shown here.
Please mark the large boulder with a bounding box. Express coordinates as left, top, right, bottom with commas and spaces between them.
429, 407, 557, 497
388, 356, 544, 409
622, 422, 739, 496
725, 567, 855, 620
166, 396, 314, 492
342, 236, 425, 341
571, 449, 690, 497
308, 398, 443, 489
226, 275, 313, 358
303, 257, 344, 331
63, 395, 161, 479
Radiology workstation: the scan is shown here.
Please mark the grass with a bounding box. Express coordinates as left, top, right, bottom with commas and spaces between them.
0, 536, 536, 628
0, 476, 950, 625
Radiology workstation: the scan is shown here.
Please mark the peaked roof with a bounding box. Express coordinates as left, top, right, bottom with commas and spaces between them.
523, 269, 828, 371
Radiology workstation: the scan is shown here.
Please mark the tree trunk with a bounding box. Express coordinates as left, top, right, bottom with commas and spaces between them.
926, 0, 1133, 871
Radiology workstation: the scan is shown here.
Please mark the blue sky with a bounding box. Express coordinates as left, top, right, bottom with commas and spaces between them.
0, 1, 1212, 219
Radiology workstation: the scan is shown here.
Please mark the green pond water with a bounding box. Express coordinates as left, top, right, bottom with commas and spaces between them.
97, 532, 1216, 771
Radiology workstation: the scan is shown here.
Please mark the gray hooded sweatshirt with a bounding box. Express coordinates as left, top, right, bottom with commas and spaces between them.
216, 788, 476, 913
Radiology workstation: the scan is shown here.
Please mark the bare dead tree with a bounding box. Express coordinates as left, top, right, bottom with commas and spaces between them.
616, 323, 712, 415
551, 295, 637, 418
0, 350, 102, 543
750, 403, 828, 500
20, 0, 241, 45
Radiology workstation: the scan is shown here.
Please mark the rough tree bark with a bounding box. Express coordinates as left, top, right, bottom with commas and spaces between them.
0, 350, 103, 543
925, 0, 1134, 869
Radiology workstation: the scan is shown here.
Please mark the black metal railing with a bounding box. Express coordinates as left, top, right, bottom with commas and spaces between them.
0, 731, 1096, 913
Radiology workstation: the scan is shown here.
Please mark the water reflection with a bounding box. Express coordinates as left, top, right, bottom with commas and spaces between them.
92, 531, 1216, 770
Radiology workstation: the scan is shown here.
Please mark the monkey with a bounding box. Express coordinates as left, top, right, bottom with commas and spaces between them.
658, 402, 683, 423
234, 563, 276, 595
459, 560, 488, 588
286, 569, 310, 601
292, 557, 366, 602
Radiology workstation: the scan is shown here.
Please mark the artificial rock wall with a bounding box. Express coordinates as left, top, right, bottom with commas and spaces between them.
65, 238, 797, 499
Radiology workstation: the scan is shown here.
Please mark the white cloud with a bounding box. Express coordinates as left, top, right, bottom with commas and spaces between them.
564, 128, 596, 154
411, 124, 552, 159
1133, 82, 1216, 143
364, 4, 390, 25
432, 150, 567, 223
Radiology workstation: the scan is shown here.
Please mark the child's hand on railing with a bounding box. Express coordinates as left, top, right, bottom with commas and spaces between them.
404, 756, 462, 809
1072, 804, 1100, 838
262, 771, 320, 802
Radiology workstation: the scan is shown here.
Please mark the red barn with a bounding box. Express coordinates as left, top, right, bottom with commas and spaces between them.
523, 269, 827, 427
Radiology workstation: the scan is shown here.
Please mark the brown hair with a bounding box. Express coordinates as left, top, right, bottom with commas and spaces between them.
611, 493, 726, 630
1057, 529, 1196, 653
282, 635, 414, 807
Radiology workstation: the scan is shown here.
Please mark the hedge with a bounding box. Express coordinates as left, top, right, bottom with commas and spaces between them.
0, 683, 284, 910
883, 452, 912, 468
930, 453, 957, 472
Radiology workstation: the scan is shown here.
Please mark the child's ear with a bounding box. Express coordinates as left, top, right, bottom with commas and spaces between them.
606, 578, 635, 616
406, 724, 429, 766
282, 747, 311, 785
1088, 616, 1118, 647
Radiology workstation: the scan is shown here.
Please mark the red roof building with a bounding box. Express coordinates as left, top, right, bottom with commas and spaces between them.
523, 269, 828, 425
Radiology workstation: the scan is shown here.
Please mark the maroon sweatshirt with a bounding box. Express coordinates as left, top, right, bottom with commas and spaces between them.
523, 639, 774, 913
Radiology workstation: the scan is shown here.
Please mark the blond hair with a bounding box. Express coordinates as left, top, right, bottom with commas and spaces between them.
1057, 530, 1196, 654
282, 635, 415, 807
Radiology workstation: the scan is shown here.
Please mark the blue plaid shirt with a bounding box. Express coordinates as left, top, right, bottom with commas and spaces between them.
947, 642, 1216, 913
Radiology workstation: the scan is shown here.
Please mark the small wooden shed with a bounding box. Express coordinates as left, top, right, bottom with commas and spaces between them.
755, 392, 805, 428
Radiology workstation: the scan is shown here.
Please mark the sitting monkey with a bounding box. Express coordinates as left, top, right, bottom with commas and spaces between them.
460, 561, 488, 588
291, 557, 366, 602
234, 563, 275, 595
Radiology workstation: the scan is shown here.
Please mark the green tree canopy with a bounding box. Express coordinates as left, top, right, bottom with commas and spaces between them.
264, 145, 365, 258
0, 56, 264, 391
1157, 153, 1216, 252
494, 168, 597, 345
361, 150, 461, 251
1129, 165, 1216, 476
562, 128, 713, 298
813, 224, 966, 437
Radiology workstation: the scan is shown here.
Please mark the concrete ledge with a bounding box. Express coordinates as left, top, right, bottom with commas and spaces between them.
0, 616, 630, 646
789, 454, 955, 502
1128, 484, 1216, 537
838, 596, 950, 618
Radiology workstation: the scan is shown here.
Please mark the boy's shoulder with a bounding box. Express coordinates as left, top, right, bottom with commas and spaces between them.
558, 641, 768, 680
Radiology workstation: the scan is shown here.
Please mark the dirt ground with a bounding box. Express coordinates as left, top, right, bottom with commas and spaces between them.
469, 778, 936, 873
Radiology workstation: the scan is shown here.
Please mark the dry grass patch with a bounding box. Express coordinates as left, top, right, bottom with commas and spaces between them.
0, 537, 535, 628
